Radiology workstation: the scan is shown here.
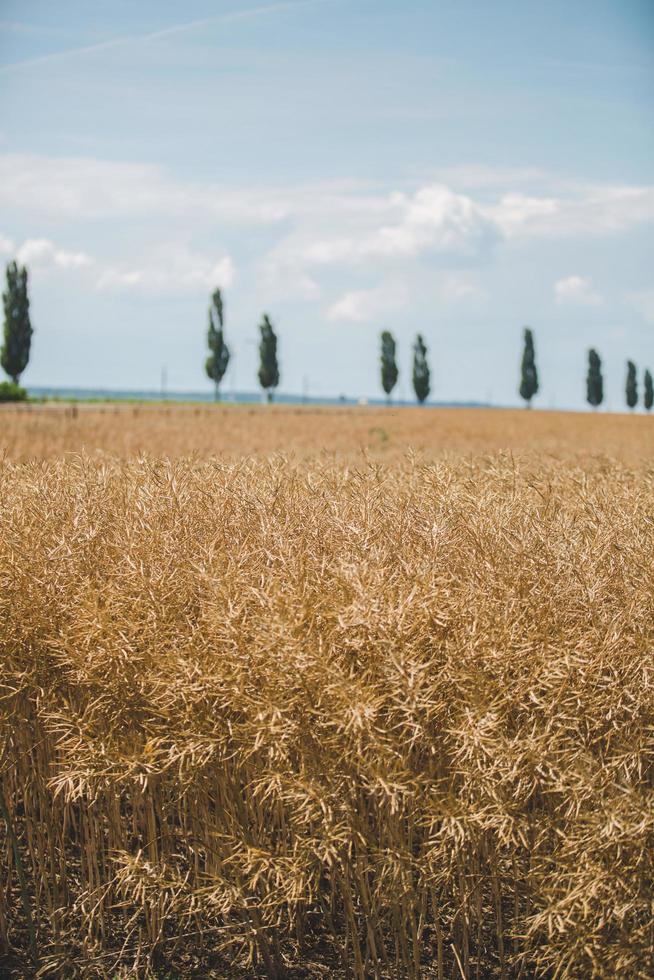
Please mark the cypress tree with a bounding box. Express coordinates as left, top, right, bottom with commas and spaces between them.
1, 261, 32, 385
258, 314, 280, 402
412, 334, 430, 404
626, 360, 638, 410
380, 330, 398, 403
519, 327, 538, 408
205, 288, 230, 401
586, 348, 603, 410
643, 368, 653, 412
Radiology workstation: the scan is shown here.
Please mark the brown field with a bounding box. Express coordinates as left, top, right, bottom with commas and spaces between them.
1, 406, 653, 978
2, 401, 654, 462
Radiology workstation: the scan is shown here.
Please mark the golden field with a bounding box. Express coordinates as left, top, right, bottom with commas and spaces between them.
1, 405, 653, 978
2, 401, 654, 461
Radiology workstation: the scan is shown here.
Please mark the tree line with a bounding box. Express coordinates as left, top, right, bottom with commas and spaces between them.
205, 286, 653, 411
205, 289, 280, 403
517, 326, 653, 411
2, 262, 652, 411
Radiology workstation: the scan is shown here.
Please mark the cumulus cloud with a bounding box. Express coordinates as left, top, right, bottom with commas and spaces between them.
327, 280, 409, 323
3, 151, 654, 316
1, 227, 235, 298
3, 151, 654, 248
306, 184, 496, 266
554, 275, 603, 306
370, 185, 496, 258
627, 289, 654, 324
269, 179, 654, 293
16, 237, 93, 269
97, 249, 235, 293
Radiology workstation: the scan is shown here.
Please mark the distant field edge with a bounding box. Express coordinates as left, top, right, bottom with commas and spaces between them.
26, 385, 491, 409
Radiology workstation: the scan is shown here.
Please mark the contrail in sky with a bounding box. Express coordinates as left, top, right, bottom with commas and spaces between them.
0, 0, 333, 74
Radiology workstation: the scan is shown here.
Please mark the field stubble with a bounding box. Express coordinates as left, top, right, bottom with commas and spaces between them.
0, 407, 653, 977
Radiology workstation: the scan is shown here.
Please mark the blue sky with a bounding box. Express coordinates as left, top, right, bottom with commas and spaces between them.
1, 0, 653, 407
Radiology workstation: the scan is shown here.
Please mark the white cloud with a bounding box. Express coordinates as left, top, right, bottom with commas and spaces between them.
327, 271, 487, 324
16, 237, 93, 269
489, 185, 654, 240
258, 257, 320, 302
2, 227, 234, 298
266, 179, 654, 296
439, 274, 488, 304
97, 248, 235, 294
327, 280, 409, 323
371, 185, 495, 258
554, 275, 603, 307
327, 290, 373, 322
3, 151, 654, 318
209, 256, 236, 288
0, 233, 15, 254
627, 289, 654, 324
3, 152, 653, 268
490, 194, 560, 237
0, 154, 396, 237
0, 154, 290, 224
305, 184, 496, 266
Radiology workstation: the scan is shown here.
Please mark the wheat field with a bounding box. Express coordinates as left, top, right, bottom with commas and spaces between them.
1, 406, 653, 978
2, 402, 654, 461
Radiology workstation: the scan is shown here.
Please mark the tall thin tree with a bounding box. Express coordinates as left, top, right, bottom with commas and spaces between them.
626, 360, 638, 411
643, 368, 653, 412
258, 314, 280, 402
205, 288, 230, 401
1, 261, 32, 385
380, 330, 398, 404
519, 327, 538, 408
412, 334, 430, 404
586, 348, 603, 410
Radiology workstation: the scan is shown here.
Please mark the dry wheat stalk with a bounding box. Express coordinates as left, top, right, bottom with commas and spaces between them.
0, 445, 653, 977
